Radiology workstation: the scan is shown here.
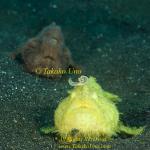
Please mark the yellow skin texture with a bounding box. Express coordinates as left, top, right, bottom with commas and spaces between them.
41, 76, 144, 141
55, 77, 119, 137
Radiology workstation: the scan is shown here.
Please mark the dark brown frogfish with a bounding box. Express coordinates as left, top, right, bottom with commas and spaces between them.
13, 22, 76, 78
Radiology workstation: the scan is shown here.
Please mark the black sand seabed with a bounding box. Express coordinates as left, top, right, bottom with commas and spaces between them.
0, 0, 150, 150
